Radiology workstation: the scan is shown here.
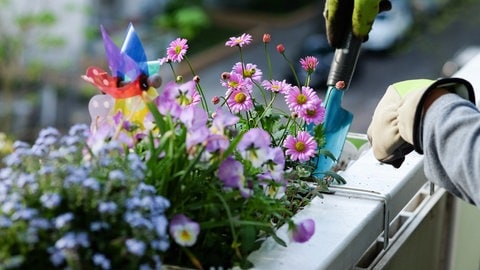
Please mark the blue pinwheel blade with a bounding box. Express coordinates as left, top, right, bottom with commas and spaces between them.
100, 25, 142, 81
121, 23, 148, 76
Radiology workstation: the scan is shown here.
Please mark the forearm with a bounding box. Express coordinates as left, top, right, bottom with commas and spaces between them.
423, 93, 480, 206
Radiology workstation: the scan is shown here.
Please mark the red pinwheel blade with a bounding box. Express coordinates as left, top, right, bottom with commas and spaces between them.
82, 66, 143, 99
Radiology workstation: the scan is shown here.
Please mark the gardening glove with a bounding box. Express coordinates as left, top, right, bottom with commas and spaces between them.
324, 0, 392, 48
367, 78, 475, 168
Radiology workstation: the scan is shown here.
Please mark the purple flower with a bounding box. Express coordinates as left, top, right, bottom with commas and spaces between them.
40, 193, 62, 209
169, 214, 200, 247
162, 80, 200, 108
259, 147, 286, 183
125, 238, 146, 256
289, 219, 315, 243
218, 156, 245, 188
237, 128, 271, 168
180, 106, 210, 150
205, 108, 239, 153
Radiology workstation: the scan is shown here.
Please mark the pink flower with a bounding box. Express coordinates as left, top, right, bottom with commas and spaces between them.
232, 62, 262, 82
222, 72, 252, 93
285, 86, 320, 113
276, 44, 285, 54
262, 79, 292, 94
167, 38, 188, 63
299, 56, 319, 73
225, 33, 253, 47
226, 89, 253, 113
289, 219, 315, 243
299, 101, 325, 125
283, 131, 317, 162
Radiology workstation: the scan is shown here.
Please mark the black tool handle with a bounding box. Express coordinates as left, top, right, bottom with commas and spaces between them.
326, 32, 362, 89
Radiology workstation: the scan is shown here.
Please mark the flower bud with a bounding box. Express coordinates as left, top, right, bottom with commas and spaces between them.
263, 34, 271, 43
211, 96, 220, 105
193, 75, 200, 83
175, 75, 183, 83
335, 81, 346, 90
221, 72, 230, 80
147, 74, 162, 88
276, 44, 285, 54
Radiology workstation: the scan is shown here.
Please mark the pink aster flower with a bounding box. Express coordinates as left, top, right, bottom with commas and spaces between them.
169, 214, 200, 247
225, 33, 253, 47
289, 219, 315, 243
226, 89, 253, 113
285, 86, 321, 113
221, 72, 252, 94
232, 62, 263, 82
167, 38, 188, 63
283, 131, 317, 162
299, 56, 319, 73
299, 101, 326, 125
262, 79, 293, 94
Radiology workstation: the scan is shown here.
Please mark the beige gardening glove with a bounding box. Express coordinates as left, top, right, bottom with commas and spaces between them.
367, 78, 475, 168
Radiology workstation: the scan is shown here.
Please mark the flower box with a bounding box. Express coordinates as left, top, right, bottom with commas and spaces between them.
248, 145, 428, 269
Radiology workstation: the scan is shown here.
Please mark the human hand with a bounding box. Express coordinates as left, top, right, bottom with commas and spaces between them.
324, 0, 392, 48
367, 78, 474, 168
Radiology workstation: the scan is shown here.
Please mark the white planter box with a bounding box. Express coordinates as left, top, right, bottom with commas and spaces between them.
248, 146, 428, 269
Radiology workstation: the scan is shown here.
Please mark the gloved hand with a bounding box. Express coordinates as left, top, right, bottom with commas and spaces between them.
367, 78, 475, 168
324, 0, 392, 48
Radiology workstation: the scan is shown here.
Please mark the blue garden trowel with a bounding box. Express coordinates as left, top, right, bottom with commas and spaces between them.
314, 31, 362, 176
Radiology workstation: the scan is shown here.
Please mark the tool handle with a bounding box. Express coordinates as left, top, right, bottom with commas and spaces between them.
326, 32, 362, 89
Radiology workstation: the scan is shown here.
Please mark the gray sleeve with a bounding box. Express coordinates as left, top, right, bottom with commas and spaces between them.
423, 93, 480, 206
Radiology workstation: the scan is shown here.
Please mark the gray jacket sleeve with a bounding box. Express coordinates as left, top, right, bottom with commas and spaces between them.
423, 93, 480, 206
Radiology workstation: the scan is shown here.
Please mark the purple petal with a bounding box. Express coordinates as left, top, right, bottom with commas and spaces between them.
290, 219, 315, 243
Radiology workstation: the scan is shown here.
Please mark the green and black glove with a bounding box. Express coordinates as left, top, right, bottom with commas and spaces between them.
323, 0, 392, 48
367, 78, 475, 168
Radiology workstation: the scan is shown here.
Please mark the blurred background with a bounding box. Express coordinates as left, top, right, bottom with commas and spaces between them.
0, 0, 479, 143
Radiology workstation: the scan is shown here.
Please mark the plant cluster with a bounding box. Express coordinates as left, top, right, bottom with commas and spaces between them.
0, 30, 343, 269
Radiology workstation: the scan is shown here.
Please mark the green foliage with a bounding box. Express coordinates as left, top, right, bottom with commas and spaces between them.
154, 2, 210, 39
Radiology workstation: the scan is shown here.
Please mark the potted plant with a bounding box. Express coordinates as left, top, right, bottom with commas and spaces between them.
0, 24, 346, 269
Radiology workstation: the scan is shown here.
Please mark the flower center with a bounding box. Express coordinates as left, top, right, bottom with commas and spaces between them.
176, 90, 191, 106
306, 108, 315, 116
243, 68, 255, 78
174, 45, 182, 55
228, 80, 239, 88
295, 141, 306, 152
234, 92, 246, 103
296, 94, 307, 105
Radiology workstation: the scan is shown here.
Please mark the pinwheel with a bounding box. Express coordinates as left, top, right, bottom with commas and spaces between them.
82, 23, 161, 128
